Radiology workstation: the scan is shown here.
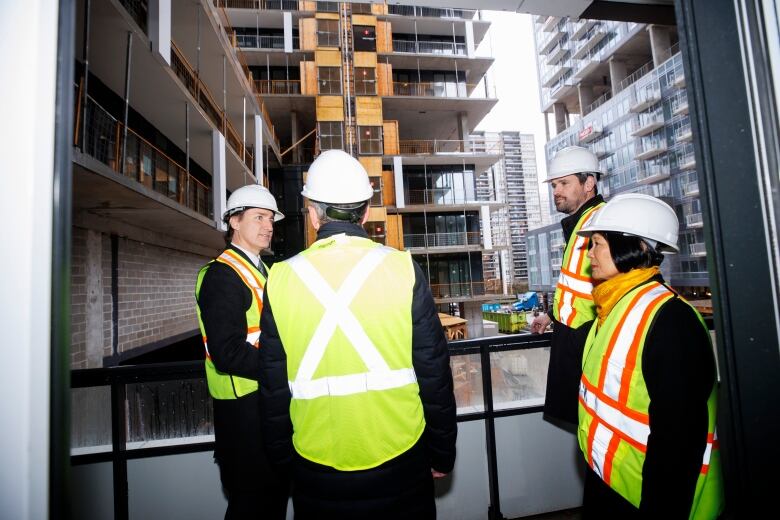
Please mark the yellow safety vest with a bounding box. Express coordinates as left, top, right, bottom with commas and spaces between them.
266, 233, 425, 471
552, 202, 605, 328
195, 249, 266, 400
577, 280, 724, 518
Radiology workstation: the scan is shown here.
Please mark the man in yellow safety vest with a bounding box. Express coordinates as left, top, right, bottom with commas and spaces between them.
195, 184, 289, 519
530, 146, 605, 431
258, 150, 457, 519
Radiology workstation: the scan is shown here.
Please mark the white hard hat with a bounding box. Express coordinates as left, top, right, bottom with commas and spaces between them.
545, 145, 603, 183
578, 193, 679, 253
223, 184, 284, 221
301, 150, 374, 204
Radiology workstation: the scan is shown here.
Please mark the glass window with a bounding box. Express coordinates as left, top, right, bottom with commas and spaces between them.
369, 176, 383, 206
317, 19, 339, 47
318, 67, 341, 95
354, 67, 376, 95
318, 122, 343, 151
364, 221, 385, 244
353, 25, 376, 52
358, 126, 383, 155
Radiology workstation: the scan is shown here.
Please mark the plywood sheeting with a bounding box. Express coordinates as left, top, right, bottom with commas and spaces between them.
356, 96, 383, 126
376, 21, 393, 54
352, 14, 377, 26
300, 61, 317, 95
353, 52, 377, 68
383, 120, 399, 155
386, 214, 404, 251
377, 62, 393, 96
358, 156, 382, 177
382, 170, 395, 206
315, 49, 342, 67
299, 18, 317, 51
316, 96, 344, 121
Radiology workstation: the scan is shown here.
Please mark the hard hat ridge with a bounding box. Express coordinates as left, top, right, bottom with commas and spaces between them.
223, 184, 285, 222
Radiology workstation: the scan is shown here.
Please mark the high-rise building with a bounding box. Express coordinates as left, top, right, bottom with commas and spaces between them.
70, 0, 508, 369
527, 16, 707, 298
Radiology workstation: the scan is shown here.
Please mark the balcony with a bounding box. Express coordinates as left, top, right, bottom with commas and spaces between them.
630, 110, 665, 137
672, 68, 686, 88
630, 81, 662, 112
671, 91, 689, 116
254, 79, 301, 95
689, 242, 707, 256
635, 138, 668, 160
386, 4, 476, 19
74, 94, 212, 219
578, 122, 603, 144
429, 279, 504, 300
403, 231, 481, 250
235, 33, 299, 51
636, 162, 671, 184
675, 123, 693, 143
679, 151, 697, 170
391, 39, 466, 56
398, 138, 502, 156
549, 237, 565, 249
546, 40, 569, 66
571, 26, 606, 60
539, 30, 565, 55
391, 81, 494, 99
542, 16, 560, 32
572, 57, 600, 82
217, 0, 299, 10
541, 64, 573, 88
682, 179, 700, 197
403, 188, 482, 206
571, 19, 597, 40
686, 212, 704, 228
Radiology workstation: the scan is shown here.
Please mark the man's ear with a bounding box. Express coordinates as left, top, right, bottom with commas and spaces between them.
307, 205, 321, 231
584, 175, 597, 193
360, 206, 370, 225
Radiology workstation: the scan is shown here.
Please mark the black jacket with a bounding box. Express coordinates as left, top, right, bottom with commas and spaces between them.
543, 194, 605, 428
258, 222, 457, 515
584, 281, 716, 518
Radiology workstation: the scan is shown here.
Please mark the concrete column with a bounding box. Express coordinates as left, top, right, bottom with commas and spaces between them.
283, 11, 293, 53
608, 57, 627, 93
393, 156, 405, 208
85, 230, 104, 368
648, 25, 672, 67
212, 129, 227, 230
463, 301, 485, 338
290, 110, 300, 164
458, 112, 470, 152
254, 114, 264, 182
481, 205, 493, 250
148, 0, 171, 65
553, 102, 567, 134
578, 84, 595, 116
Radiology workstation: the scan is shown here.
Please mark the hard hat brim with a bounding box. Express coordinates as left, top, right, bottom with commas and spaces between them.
576, 228, 680, 254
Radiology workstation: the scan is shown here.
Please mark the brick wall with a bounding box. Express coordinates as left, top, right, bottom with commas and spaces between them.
70, 226, 211, 368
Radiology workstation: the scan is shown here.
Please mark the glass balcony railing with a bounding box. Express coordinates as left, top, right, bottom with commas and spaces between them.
386, 4, 476, 19
215, 0, 299, 10
397, 138, 502, 156
235, 34, 299, 50
403, 231, 481, 249
392, 81, 495, 98
391, 39, 467, 56
686, 212, 704, 228
73, 91, 213, 219
689, 242, 707, 256
429, 279, 504, 299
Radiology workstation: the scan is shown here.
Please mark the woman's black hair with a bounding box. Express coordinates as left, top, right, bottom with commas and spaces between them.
596, 231, 665, 273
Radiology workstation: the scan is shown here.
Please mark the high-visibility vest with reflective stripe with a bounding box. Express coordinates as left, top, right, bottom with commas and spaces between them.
266, 233, 424, 471
577, 280, 724, 518
195, 249, 266, 400
552, 202, 604, 328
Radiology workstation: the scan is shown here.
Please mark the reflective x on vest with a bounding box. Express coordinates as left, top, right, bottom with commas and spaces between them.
286, 247, 417, 399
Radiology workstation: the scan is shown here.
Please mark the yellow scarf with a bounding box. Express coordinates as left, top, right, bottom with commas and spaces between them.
592, 266, 661, 326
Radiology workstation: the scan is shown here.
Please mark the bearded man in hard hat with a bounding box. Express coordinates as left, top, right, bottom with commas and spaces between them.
530, 145, 606, 431
258, 150, 456, 519
195, 184, 289, 519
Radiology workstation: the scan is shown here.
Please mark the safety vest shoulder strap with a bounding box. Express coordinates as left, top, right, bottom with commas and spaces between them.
216, 249, 265, 307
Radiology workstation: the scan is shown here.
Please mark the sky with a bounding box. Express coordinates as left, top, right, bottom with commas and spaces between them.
473, 12, 552, 215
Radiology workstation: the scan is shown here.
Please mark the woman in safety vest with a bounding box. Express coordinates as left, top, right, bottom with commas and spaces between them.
575, 193, 723, 518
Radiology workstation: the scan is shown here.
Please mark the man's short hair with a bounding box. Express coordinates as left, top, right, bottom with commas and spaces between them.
310, 200, 369, 225
223, 210, 245, 246
574, 172, 599, 196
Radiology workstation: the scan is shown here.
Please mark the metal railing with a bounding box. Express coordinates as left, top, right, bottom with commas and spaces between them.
398, 138, 502, 155
119, 0, 148, 32
391, 39, 466, 56
429, 279, 504, 299
70, 333, 553, 519
386, 4, 476, 19
404, 188, 480, 205
235, 34, 297, 50
403, 231, 481, 249
214, 0, 299, 9
682, 179, 700, 197
392, 81, 494, 98
637, 161, 671, 182
73, 92, 212, 219
686, 212, 704, 227
689, 242, 707, 256
254, 79, 301, 95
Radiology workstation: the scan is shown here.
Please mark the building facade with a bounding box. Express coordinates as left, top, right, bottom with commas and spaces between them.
527, 15, 708, 298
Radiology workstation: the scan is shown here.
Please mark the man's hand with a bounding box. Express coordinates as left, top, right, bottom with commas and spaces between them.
530, 313, 552, 335
431, 469, 448, 479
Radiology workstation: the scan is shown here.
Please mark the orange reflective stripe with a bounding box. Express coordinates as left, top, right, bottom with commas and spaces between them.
556, 282, 594, 301
573, 236, 589, 275
617, 291, 672, 405
597, 283, 657, 391
222, 250, 264, 302
582, 376, 650, 425
560, 266, 593, 283
586, 413, 600, 467
602, 433, 622, 486
579, 394, 648, 453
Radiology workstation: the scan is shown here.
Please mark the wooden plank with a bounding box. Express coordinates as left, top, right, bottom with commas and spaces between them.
351, 14, 377, 26
353, 52, 377, 68
300, 61, 317, 95
315, 13, 339, 20
376, 62, 393, 96
367, 206, 387, 222
376, 21, 393, 54
371, 3, 387, 15
299, 1, 316, 12
355, 96, 383, 126
382, 170, 395, 206
383, 120, 399, 155
358, 156, 382, 177
299, 18, 317, 51
316, 96, 344, 121
315, 49, 342, 67
386, 214, 404, 250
